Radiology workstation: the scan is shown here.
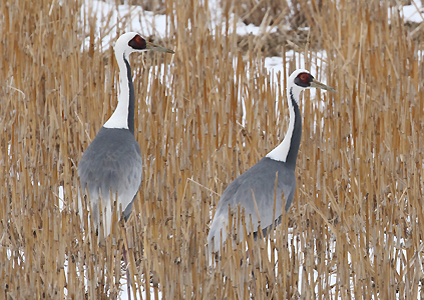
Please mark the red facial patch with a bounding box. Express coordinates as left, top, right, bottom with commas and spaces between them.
298, 72, 311, 84
128, 34, 147, 50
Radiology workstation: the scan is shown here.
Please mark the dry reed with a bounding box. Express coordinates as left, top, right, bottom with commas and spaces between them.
1, 0, 424, 299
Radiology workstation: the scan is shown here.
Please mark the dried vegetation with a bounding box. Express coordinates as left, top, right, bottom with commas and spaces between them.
1, 0, 424, 299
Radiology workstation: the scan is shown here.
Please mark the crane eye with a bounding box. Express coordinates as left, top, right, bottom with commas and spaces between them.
128, 34, 147, 50
298, 73, 311, 84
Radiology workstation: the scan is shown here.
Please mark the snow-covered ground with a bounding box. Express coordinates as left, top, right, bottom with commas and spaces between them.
75, 0, 424, 299
395, 0, 424, 23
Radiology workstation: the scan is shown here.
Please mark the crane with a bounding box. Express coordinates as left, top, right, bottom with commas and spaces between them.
78, 32, 174, 299
78, 32, 173, 237
207, 69, 336, 254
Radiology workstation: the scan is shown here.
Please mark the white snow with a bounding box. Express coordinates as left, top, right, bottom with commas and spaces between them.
399, 0, 424, 23
81, 0, 173, 51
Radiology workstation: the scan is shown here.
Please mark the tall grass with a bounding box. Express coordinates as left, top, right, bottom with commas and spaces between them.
1, 0, 423, 299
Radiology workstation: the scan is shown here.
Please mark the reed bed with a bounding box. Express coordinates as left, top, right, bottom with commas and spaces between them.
1, 0, 424, 299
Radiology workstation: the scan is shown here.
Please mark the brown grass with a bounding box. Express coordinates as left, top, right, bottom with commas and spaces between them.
1, 0, 424, 299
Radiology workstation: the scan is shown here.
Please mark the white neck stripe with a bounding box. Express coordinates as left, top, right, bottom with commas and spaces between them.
103, 55, 130, 130
266, 87, 296, 162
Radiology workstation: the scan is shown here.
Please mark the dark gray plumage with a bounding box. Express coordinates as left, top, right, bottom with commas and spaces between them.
78, 128, 143, 228
208, 157, 296, 248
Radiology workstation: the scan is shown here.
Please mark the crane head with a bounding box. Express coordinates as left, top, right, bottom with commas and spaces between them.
290, 69, 337, 93
115, 32, 174, 60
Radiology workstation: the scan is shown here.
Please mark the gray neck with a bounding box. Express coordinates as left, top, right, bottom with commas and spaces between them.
124, 58, 135, 134
285, 89, 302, 168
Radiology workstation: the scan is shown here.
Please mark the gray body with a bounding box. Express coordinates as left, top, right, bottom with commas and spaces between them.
208, 157, 296, 250
78, 127, 143, 231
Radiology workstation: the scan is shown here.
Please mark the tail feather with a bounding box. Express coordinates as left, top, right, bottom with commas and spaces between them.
207, 215, 227, 254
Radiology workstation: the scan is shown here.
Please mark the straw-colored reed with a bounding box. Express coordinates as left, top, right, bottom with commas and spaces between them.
1, 0, 423, 299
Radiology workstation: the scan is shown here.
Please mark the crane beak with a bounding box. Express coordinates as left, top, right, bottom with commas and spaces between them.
310, 79, 337, 93
145, 41, 175, 54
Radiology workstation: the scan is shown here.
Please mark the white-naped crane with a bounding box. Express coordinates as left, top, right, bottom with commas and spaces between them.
78, 32, 174, 299
207, 69, 337, 255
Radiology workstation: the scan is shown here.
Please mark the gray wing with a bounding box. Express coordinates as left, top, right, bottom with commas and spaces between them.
208, 157, 295, 250
78, 128, 143, 223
